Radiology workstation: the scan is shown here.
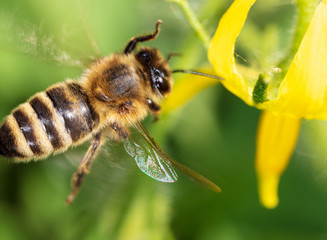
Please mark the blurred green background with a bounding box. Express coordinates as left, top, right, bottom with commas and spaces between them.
1, 0, 327, 239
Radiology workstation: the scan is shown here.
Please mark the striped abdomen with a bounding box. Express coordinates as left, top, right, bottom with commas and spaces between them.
0, 81, 99, 161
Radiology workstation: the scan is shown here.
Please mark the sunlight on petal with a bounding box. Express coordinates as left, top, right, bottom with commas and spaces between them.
162, 69, 219, 113
261, 0, 327, 119
208, 0, 256, 105
255, 111, 301, 209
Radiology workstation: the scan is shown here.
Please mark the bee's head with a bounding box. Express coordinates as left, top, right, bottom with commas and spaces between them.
135, 47, 172, 97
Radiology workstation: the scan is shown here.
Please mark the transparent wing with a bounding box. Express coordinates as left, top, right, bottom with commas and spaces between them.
0, 6, 100, 68
123, 115, 222, 192
122, 121, 178, 183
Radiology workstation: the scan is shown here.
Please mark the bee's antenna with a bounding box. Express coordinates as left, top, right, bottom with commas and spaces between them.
172, 70, 224, 80
167, 53, 181, 62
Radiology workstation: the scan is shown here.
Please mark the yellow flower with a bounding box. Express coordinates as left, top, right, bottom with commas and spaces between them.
168, 0, 327, 209
208, 0, 327, 208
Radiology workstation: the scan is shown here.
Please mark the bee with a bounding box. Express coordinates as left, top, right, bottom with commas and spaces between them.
0, 20, 222, 204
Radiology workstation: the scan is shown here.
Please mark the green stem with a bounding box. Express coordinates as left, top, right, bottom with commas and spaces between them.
169, 0, 210, 49
276, 0, 319, 79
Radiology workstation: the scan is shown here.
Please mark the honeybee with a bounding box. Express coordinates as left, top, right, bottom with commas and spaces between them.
0, 20, 222, 204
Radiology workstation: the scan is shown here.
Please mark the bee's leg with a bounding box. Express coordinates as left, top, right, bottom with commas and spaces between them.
111, 123, 129, 140
66, 132, 103, 205
124, 20, 162, 54
146, 98, 161, 122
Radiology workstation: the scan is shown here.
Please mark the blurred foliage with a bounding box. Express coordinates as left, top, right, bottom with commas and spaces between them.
0, 0, 327, 239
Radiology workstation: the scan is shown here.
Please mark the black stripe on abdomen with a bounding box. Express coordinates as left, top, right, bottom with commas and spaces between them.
67, 82, 99, 129
0, 121, 24, 158
29, 96, 63, 150
46, 83, 98, 142
13, 109, 43, 155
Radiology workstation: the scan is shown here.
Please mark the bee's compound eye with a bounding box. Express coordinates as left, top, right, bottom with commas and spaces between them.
155, 76, 170, 94
141, 52, 149, 58
136, 50, 151, 63
151, 67, 170, 95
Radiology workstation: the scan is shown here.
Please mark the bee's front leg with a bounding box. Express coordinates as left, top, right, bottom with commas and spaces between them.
66, 132, 103, 205
146, 98, 161, 122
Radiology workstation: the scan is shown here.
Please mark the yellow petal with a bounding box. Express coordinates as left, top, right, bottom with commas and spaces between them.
261, 0, 327, 119
257, 174, 280, 209
161, 69, 219, 113
255, 111, 301, 209
208, 0, 256, 105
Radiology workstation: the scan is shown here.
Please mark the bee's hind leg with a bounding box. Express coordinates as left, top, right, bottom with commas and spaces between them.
66, 132, 103, 205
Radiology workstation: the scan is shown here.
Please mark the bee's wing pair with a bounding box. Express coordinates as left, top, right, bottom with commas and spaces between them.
0, 5, 100, 69
123, 114, 222, 192
122, 117, 177, 182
